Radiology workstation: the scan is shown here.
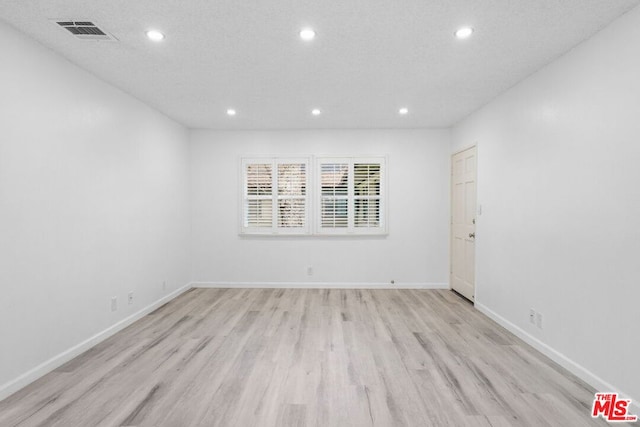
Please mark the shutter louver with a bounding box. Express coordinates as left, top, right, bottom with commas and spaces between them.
245, 199, 273, 227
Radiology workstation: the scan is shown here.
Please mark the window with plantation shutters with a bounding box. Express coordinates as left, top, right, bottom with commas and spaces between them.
241, 158, 309, 234
317, 157, 386, 235
241, 156, 385, 235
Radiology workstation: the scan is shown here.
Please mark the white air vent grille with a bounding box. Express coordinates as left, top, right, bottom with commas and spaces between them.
55, 21, 117, 41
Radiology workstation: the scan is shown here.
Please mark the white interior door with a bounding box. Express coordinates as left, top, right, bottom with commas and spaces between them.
451, 146, 477, 302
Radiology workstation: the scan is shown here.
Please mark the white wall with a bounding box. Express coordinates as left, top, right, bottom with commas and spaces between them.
190, 129, 450, 287
452, 6, 640, 405
0, 21, 191, 397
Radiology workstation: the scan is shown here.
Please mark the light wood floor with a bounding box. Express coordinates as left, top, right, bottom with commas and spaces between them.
0, 288, 614, 426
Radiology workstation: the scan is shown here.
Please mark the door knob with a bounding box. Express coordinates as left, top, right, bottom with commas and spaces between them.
469, 233, 475, 238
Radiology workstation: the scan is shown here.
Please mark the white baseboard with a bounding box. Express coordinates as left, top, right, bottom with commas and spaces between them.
191, 281, 449, 290
475, 302, 640, 414
0, 283, 192, 402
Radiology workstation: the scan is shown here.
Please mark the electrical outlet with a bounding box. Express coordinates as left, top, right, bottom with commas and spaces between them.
128, 292, 134, 305
307, 266, 313, 276
111, 297, 118, 312
162, 280, 167, 291
529, 309, 536, 324
536, 312, 543, 329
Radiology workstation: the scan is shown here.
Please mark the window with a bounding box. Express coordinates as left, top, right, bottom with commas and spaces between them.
241, 158, 309, 234
240, 156, 385, 235
317, 157, 386, 234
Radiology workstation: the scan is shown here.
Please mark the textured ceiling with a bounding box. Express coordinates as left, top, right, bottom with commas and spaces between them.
1, 0, 638, 129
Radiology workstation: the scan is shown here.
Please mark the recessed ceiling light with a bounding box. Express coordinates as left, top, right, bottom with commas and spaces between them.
399, 107, 409, 115
226, 109, 237, 116
146, 30, 165, 41
300, 28, 316, 41
311, 109, 321, 116
455, 27, 474, 39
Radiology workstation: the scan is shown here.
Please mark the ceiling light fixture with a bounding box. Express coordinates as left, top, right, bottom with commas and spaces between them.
455, 27, 474, 39
399, 107, 409, 115
226, 109, 237, 116
300, 28, 316, 41
146, 30, 165, 41
311, 109, 321, 116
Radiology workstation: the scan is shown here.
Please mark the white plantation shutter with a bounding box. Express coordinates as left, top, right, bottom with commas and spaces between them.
320, 163, 349, 228
241, 158, 309, 234
317, 157, 386, 234
353, 163, 381, 228
277, 163, 307, 228
244, 162, 273, 229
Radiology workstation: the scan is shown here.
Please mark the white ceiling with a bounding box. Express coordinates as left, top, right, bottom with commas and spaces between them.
1, 0, 638, 129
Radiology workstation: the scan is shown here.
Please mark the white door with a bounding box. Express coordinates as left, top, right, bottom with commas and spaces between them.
451, 146, 477, 302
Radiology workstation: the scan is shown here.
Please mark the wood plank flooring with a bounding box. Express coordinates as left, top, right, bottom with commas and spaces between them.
0, 289, 616, 426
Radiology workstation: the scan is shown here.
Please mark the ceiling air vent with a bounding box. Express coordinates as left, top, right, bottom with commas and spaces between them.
55, 21, 117, 41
